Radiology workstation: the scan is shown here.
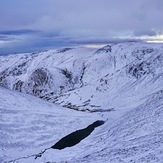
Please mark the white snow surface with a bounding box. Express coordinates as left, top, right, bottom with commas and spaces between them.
0, 87, 102, 162
0, 42, 163, 162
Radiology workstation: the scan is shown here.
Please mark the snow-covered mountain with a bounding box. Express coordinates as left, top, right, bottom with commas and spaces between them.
1, 42, 163, 112
0, 42, 163, 162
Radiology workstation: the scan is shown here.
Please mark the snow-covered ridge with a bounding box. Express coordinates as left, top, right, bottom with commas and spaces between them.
0, 42, 163, 112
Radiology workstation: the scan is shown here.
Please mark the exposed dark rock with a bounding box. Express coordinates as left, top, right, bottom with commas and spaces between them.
128, 61, 152, 79
95, 45, 112, 54
31, 68, 49, 86
13, 80, 24, 92
57, 48, 74, 53
61, 69, 72, 81
132, 48, 154, 60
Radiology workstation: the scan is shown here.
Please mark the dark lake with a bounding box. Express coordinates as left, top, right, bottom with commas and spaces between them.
51, 120, 105, 150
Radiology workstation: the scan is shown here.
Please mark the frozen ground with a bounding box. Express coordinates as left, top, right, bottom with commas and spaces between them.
1, 88, 163, 163
0, 42, 163, 162
0, 87, 102, 162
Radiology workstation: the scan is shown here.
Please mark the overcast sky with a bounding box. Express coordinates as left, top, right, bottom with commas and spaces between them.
0, 0, 163, 54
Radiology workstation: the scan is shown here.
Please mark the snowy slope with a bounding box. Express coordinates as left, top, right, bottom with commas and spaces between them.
0, 47, 95, 98
40, 90, 163, 163
0, 42, 163, 162
68, 90, 163, 163
0, 87, 102, 162
1, 87, 162, 162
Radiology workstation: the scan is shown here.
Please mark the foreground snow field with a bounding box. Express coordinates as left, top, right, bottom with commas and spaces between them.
0, 42, 163, 162
0, 87, 102, 162
1, 85, 163, 163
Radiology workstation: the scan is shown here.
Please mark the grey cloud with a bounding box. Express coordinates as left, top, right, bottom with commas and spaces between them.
1, 0, 163, 35
0, 0, 163, 54
65, 37, 142, 44
0, 30, 41, 36
134, 30, 157, 37
0, 35, 15, 41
